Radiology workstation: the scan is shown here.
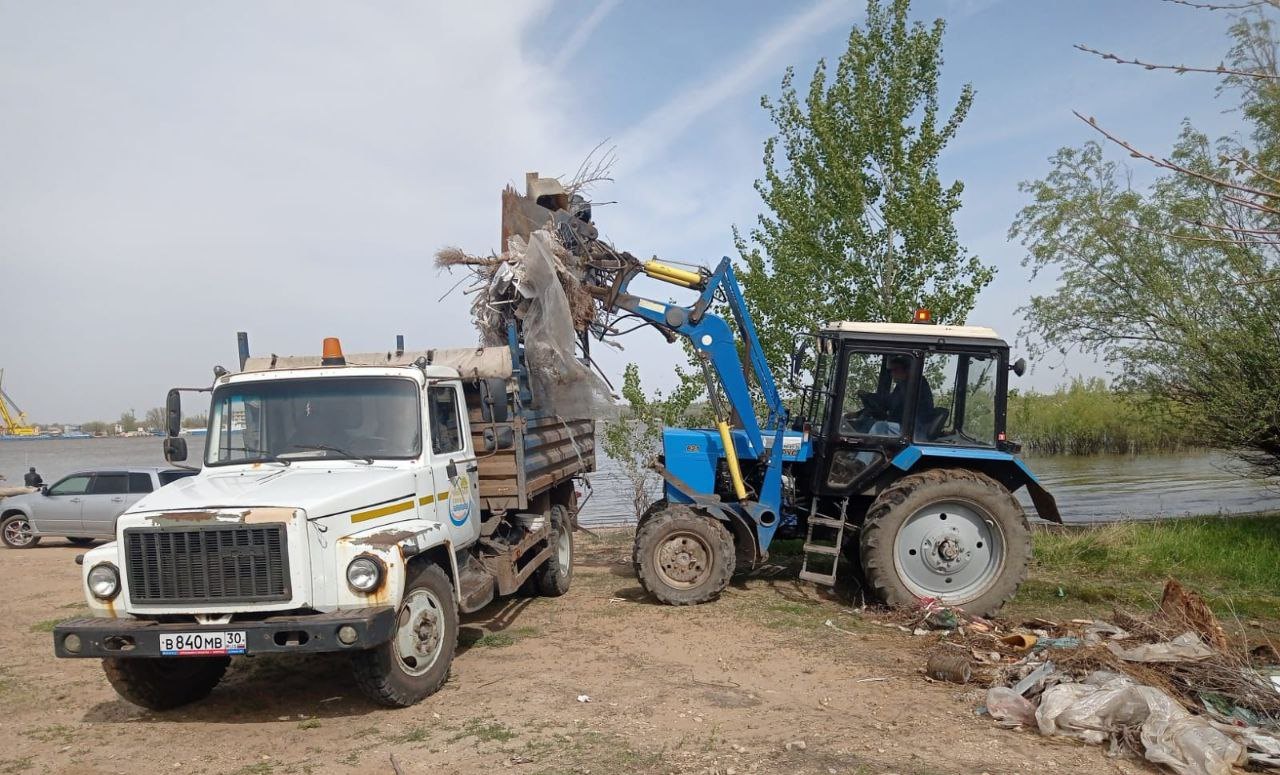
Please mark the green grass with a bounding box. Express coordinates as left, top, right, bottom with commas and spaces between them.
388, 725, 430, 744
1012, 515, 1280, 622
464, 626, 539, 648
1008, 378, 1198, 454
450, 718, 516, 744
28, 619, 63, 634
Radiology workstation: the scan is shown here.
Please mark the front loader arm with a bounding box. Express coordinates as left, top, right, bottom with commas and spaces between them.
585, 256, 788, 524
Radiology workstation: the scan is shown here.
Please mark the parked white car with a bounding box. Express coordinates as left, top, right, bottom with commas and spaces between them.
0, 467, 196, 548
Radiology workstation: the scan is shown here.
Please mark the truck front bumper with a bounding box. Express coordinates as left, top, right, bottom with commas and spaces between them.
52, 607, 396, 659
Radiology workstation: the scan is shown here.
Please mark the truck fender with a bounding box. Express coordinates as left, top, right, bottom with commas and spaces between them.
339, 520, 459, 607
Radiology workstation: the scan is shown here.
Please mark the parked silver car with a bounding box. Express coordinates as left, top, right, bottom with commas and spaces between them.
0, 467, 196, 549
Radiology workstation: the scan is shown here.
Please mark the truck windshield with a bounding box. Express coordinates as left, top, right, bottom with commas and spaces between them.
205, 377, 422, 466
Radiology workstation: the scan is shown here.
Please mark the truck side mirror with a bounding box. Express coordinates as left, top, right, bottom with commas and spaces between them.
1011, 357, 1027, 378
163, 436, 188, 463
479, 378, 509, 424
165, 389, 183, 437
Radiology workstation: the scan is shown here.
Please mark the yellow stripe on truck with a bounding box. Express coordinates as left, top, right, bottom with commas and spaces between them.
351, 499, 415, 524
417, 490, 451, 507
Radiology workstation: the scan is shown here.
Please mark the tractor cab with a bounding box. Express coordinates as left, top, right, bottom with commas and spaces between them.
798, 318, 1026, 497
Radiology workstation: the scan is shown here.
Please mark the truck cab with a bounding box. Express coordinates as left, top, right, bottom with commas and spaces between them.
54, 335, 591, 710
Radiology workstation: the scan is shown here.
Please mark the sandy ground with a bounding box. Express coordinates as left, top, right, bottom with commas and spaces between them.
0, 533, 1163, 775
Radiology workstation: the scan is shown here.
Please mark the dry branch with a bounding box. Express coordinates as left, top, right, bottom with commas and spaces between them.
1073, 43, 1280, 79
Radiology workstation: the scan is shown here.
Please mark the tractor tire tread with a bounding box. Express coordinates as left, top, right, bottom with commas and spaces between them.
860, 468, 1030, 618
632, 505, 735, 606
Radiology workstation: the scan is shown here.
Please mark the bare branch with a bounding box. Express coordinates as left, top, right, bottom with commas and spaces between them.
565, 140, 618, 196
1160, 0, 1274, 10
1074, 112, 1280, 214
1074, 43, 1280, 80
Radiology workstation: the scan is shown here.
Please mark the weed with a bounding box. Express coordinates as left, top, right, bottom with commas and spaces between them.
28, 619, 62, 634
296, 719, 321, 730
389, 725, 430, 744
450, 718, 516, 743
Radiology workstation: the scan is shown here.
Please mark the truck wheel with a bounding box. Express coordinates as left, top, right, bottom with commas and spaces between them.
533, 505, 573, 596
633, 505, 734, 606
352, 563, 458, 707
102, 656, 230, 710
1, 514, 40, 548
860, 468, 1030, 618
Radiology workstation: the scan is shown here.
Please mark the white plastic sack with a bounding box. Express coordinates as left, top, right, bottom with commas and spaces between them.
1034, 676, 1247, 775
1106, 632, 1215, 663
986, 686, 1037, 728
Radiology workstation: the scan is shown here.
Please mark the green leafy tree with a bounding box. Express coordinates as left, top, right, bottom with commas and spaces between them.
735, 0, 995, 372
1013, 7, 1280, 473
118, 409, 139, 433
601, 364, 707, 519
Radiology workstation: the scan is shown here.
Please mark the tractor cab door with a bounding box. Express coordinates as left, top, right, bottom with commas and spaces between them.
815, 347, 925, 494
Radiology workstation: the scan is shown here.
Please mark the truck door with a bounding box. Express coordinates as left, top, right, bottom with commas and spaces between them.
423, 383, 480, 542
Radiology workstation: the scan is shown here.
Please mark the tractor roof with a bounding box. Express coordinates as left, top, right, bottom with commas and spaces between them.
822, 321, 1007, 348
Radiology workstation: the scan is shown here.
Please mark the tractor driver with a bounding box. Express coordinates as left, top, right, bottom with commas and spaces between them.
886, 354, 933, 429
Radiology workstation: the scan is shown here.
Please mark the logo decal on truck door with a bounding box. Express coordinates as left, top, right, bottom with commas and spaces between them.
448, 472, 472, 526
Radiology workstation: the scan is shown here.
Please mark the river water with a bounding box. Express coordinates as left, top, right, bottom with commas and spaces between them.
2, 437, 1276, 527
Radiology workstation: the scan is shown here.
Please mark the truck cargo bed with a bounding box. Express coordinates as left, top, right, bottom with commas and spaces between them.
465, 398, 594, 512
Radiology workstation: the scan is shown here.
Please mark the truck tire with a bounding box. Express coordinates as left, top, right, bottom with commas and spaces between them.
101, 656, 230, 710
1, 514, 40, 548
533, 505, 573, 596
352, 563, 458, 707
860, 468, 1030, 618
633, 505, 734, 606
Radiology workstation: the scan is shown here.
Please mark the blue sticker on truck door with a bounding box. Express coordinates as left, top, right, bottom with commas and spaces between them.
448, 471, 472, 526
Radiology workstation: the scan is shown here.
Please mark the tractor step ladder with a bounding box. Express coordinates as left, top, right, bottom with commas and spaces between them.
800, 500, 848, 587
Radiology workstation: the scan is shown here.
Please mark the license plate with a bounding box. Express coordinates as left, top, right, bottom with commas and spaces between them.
159, 630, 247, 656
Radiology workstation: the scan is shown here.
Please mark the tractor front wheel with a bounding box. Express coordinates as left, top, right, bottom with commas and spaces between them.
633, 505, 734, 606
860, 468, 1030, 617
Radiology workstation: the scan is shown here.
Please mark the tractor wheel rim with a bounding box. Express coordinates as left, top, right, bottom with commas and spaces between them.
653, 530, 713, 589
893, 499, 1004, 603
393, 588, 445, 677
556, 524, 571, 577
4, 519, 33, 546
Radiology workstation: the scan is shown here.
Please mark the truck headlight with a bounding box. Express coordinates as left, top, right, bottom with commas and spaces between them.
87, 563, 120, 601
346, 556, 384, 593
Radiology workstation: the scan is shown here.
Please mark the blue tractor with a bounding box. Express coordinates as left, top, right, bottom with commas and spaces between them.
586, 255, 1061, 615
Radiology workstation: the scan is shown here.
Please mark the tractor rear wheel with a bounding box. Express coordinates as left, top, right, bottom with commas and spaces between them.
633, 505, 734, 606
859, 468, 1030, 617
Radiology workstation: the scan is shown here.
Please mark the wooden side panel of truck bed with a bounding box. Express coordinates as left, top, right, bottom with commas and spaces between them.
464, 392, 595, 512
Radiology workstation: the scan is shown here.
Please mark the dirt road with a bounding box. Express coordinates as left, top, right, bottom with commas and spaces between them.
0, 533, 1159, 775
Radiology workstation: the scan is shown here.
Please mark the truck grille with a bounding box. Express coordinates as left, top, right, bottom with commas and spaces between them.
124, 524, 290, 605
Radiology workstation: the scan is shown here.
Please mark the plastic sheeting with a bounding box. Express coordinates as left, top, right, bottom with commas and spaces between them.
1035, 673, 1247, 775
510, 231, 611, 420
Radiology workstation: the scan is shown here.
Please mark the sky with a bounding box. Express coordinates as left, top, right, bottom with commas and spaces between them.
0, 0, 1248, 423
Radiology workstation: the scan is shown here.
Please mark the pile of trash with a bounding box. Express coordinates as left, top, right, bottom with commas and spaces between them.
435, 172, 625, 419
904, 582, 1280, 774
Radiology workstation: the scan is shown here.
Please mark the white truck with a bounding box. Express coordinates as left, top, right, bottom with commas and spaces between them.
53, 333, 594, 709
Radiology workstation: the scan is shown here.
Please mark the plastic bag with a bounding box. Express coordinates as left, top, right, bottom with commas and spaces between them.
986, 686, 1037, 728
1034, 676, 1247, 775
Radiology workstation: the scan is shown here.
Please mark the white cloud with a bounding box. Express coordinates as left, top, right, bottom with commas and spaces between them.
613, 0, 859, 174
550, 0, 621, 73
